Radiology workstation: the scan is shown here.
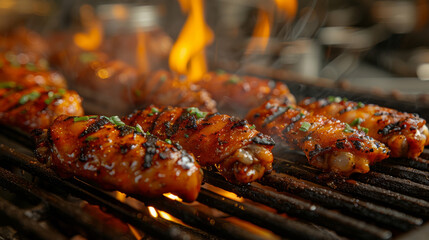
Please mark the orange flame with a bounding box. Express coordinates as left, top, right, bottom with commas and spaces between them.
169, 0, 214, 83
246, 0, 298, 53
74, 4, 103, 51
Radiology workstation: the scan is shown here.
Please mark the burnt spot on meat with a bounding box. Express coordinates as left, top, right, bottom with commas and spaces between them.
309, 144, 331, 158
142, 137, 158, 169
231, 119, 248, 129
263, 106, 289, 127
351, 140, 362, 151
217, 138, 228, 145
205, 112, 220, 120
185, 115, 198, 130
173, 143, 183, 150
339, 106, 354, 115
252, 133, 275, 146
79, 118, 110, 138
120, 144, 135, 154
378, 121, 404, 135
149, 108, 166, 132
253, 113, 261, 118
116, 125, 136, 137
282, 123, 295, 134
336, 141, 345, 149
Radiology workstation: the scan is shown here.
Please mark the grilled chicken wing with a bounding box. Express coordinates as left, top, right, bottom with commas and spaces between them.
0, 86, 83, 133
132, 70, 217, 113
300, 97, 428, 158
34, 115, 202, 202
246, 99, 390, 176
0, 52, 66, 88
123, 106, 275, 183
197, 71, 295, 115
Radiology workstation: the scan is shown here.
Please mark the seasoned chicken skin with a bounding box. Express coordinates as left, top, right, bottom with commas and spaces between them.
246, 99, 390, 176
34, 115, 202, 202
0, 86, 83, 133
300, 97, 428, 158
197, 71, 295, 115
123, 106, 275, 183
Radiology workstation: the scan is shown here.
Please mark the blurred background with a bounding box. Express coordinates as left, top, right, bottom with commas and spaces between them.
1, 0, 429, 101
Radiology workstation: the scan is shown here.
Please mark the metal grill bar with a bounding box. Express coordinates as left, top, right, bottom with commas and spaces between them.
372, 162, 429, 185
0, 144, 200, 240
204, 171, 392, 240
259, 172, 422, 231
273, 158, 429, 217
197, 188, 341, 240
390, 157, 429, 172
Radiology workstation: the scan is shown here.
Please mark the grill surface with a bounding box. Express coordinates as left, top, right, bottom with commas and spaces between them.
1, 125, 429, 240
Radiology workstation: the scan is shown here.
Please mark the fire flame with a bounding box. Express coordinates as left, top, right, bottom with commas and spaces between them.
148, 206, 158, 218
115, 191, 127, 202
74, 4, 103, 51
246, 0, 298, 53
168, 0, 214, 83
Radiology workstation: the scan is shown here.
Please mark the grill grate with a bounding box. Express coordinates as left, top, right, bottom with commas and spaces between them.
1, 129, 429, 239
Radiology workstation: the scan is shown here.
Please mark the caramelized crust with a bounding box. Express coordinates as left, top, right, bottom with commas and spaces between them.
123, 106, 275, 183
0, 86, 83, 133
198, 72, 296, 115
132, 70, 217, 113
246, 99, 390, 176
34, 115, 202, 202
300, 98, 428, 158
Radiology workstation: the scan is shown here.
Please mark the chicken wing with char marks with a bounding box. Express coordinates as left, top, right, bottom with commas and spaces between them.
246, 99, 390, 176
300, 97, 428, 159
0, 86, 83, 133
197, 71, 295, 115
122, 106, 275, 183
34, 115, 202, 202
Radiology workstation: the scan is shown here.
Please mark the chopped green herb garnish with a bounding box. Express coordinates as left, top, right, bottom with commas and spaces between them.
135, 124, 144, 133
299, 122, 311, 132
19, 91, 41, 104
216, 69, 226, 75
343, 123, 354, 133
357, 102, 365, 108
79, 52, 97, 64
227, 75, 241, 84
85, 136, 99, 141
25, 63, 37, 71
107, 116, 126, 126
45, 89, 66, 104
299, 112, 306, 117
187, 107, 208, 119
350, 118, 364, 127
148, 113, 154, 116
358, 126, 369, 134
184, 134, 189, 138
146, 131, 151, 136
0, 82, 16, 89
74, 116, 98, 122
327, 96, 342, 103
165, 139, 172, 144
249, 124, 256, 130
151, 107, 159, 113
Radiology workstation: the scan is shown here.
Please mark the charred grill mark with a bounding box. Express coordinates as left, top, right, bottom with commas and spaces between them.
205, 112, 220, 120
378, 121, 404, 135
169, 110, 188, 138
116, 125, 135, 137
231, 119, 248, 129
351, 140, 363, 151
185, 115, 198, 130
263, 106, 289, 127
252, 133, 275, 146
308, 144, 331, 158
79, 118, 110, 138
149, 108, 166, 133
336, 140, 345, 149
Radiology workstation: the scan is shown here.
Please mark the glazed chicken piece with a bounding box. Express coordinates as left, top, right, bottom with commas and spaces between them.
0, 52, 67, 88
123, 106, 275, 183
246, 99, 390, 176
34, 115, 202, 202
0, 86, 83, 133
197, 71, 295, 115
132, 70, 217, 113
300, 97, 429, 158
0, 27, 49, 57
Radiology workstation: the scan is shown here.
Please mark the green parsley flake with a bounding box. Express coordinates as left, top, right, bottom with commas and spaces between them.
0, 82, 16, 89
151, 107, 159, 113
45, 89, 66, 104
249, 124, 256, 130
19, 91, 41, 104
299, 122, 311, 132
227, 75, 241, 84
350, 118, 364, 127
106, 116, 126, 126
184, 134, 189, 138
135, 124, 144, 133
85, 136, 99, 141
357, 102, 365, 108
327, 96, 342, 103
165, 139, 172, 144
187, 107, 208, 119
343, 123, 354, 133
74, 116, 98, 122
358, 126, 369, 134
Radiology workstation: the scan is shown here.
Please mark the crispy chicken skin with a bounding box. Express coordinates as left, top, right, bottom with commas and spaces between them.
0, 86, 83, 133
300, 97, 428, 158
34, 115, 202, 202
122, 106, 275, 183
0, 52, 67, 88
246, 99, 390, 176
197, 71, 295, 115
132, 70, 217, 113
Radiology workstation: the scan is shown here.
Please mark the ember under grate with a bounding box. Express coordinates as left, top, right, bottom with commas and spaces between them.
1, 128, 429, 240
